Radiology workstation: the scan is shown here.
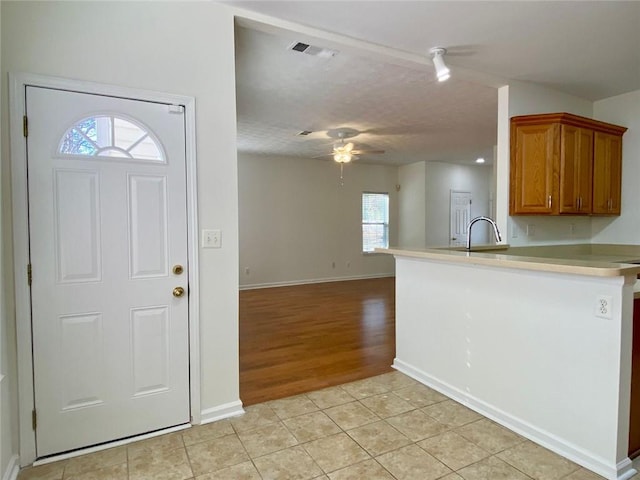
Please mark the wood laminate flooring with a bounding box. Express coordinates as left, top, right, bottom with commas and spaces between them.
240, 277, 396, 406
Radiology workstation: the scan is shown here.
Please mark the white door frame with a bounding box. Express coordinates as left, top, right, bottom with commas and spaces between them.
9, 72, 201, 465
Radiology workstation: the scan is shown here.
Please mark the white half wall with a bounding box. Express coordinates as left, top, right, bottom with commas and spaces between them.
495, 81, 595, 246
591, 90, 640, 244
424, 162, 493, 247
1, 1, 240, 462
238, 153, 397, 287
398, 161, 426, 248
394, 255, 635, 479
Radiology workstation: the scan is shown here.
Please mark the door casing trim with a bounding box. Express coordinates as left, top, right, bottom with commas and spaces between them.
9, 72, 201, 466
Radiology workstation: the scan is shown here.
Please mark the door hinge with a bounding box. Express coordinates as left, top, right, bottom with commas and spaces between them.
27, 263, 32, 286
23, 115, 28, 137
32, 409, 37, 430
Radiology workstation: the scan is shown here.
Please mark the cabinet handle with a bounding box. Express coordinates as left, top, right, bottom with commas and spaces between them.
608, 198, 613, 211
577, 197, 581, 210
548, 195, 552, 209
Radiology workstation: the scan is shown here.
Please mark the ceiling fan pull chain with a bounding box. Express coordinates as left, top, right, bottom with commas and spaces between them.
340, 163, 344, 186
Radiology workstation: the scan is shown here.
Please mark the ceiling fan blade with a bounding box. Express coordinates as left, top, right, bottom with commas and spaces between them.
351, 149, 385, 155
312, 153, 335, 159
344, 142, 354, 152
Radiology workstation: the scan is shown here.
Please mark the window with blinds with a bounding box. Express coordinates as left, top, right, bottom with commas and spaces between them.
362, 192, 389, 253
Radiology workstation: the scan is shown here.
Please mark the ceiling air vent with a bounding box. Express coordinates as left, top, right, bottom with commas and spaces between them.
287, 41, 338, 58
297, 130, 313, 136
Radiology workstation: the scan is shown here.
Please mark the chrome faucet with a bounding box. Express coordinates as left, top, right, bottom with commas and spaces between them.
466, 216, 502, 251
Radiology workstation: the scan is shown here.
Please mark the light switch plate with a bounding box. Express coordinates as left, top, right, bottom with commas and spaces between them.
202, 229, 221, 248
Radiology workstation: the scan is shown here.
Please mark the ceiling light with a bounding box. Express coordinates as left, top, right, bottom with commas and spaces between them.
476, 157, 485, 164
429, 47, 450, 82
334, 152, 352, 163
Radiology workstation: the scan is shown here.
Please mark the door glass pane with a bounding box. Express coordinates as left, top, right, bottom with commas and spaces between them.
59, 115, 164, 162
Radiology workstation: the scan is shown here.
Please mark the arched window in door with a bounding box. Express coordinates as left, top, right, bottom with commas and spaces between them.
59, 115, 164, 162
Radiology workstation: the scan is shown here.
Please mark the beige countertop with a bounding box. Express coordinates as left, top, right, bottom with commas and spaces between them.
377, 243, 640, 278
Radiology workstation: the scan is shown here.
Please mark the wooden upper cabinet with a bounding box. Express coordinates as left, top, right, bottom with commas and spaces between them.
510, 113, 626, 216
593, 132, 623, 215
510, 123, 558, 214
559, 125, 593, 214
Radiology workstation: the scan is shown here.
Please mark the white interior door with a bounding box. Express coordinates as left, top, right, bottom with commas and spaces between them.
450, 191, 472, 247
26, 86, 190, 456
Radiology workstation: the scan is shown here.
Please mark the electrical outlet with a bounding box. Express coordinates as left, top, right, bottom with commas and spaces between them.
202, 229, 221, 248
346, 261, 350, 268
595, 295, 613, 319
332, 261, 336, 269
245, 267, 250, 275
526, 224, 536, 236
569, 223, 576, 235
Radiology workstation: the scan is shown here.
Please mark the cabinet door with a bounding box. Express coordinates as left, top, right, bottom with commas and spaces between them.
559, 125, 593, 214
510, 123, 558, 215
593, 132, 622, 215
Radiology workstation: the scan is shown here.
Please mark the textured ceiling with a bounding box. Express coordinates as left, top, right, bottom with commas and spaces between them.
231, 1, 640, 167
235, 27, 498, 166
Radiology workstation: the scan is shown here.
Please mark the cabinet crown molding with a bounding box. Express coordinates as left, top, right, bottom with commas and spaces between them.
511, 112, 627, 136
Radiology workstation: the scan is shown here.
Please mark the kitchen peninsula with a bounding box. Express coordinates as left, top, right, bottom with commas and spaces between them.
378, 244, 640, 480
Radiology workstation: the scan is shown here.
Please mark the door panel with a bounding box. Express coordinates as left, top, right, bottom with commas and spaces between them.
128, 174, 169, 278
26, 86, 190, 456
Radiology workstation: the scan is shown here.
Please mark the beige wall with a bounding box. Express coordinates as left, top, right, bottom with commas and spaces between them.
238, 153, 397, 287
398, 160, 493, 248
1, 1, 240, 466
424, 162, 493, 246
592, 90, 640, 244
398, 161, 426, 248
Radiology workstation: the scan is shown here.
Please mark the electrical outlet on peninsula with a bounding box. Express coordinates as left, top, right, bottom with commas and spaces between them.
595, 295, 613, 319
202, 229, 222, 248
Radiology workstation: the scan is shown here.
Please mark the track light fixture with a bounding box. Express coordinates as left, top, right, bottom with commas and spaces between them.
429, 47, 450, 82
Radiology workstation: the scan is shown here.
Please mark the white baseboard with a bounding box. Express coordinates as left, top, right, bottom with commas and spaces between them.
239, 273, 394, 290
200, 400, 244, 424
393, 359, 636, 480
2, 455, 19, 480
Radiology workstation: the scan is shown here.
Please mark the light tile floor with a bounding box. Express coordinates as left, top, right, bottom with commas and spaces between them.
18, 372, 605, 480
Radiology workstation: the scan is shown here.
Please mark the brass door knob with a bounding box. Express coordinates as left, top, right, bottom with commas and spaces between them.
173, 286, 185, 298
173, 265, 184, 275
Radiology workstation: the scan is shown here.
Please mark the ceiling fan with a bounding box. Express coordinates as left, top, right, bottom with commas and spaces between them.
313, 131, 385, 185
314, 132, 385, 164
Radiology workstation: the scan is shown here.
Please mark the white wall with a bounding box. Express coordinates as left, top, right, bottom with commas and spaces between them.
398, 161, 426, 248
495, 81, 595, 245
0, 4, 16, 477
1, 1, 240, 464
424, 162, 493, 246
591, 90, 640, 244
238, 153, 397, 287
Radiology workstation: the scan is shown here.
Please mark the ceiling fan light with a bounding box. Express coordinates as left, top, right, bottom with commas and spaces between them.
334, 152, 352, 163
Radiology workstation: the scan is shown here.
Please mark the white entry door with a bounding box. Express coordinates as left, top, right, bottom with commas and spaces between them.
26, 86, 190, 456
450, 191, 472, 247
